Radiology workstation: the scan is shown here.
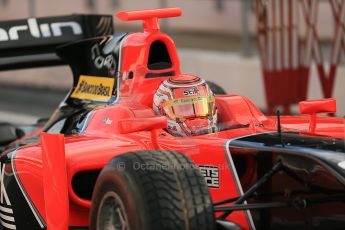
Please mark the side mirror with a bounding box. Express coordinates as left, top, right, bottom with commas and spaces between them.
299, 98, 336, 114
299, 98, 336, 133
118, 116, 167, 134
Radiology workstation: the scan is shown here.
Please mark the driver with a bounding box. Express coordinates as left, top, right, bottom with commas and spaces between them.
153, 74, 217, 136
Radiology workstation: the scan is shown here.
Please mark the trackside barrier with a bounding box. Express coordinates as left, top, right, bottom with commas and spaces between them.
255, 0, 344, 114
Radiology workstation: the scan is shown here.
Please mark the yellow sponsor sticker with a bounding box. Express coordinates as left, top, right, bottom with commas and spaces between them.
71, 75, 115, 102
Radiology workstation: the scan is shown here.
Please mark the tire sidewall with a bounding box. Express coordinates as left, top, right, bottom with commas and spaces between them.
90, 151, 215, 230
90, 162, 149, 230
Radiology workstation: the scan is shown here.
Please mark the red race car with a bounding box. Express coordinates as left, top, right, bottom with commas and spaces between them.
0, 8, 344, 230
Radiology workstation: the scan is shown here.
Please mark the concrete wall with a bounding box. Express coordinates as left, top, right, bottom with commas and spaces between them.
179, 49, 345, 116
0, 0, 249, 34
0, 0, 337, 38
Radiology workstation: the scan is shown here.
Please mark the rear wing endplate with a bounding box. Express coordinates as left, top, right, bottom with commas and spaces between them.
0, 14, 114, 70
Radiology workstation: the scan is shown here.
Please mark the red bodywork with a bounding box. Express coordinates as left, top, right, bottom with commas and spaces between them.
9, 8, 345, 230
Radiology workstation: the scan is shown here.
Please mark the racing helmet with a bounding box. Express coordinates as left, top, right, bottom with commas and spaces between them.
153, 74, 217, 136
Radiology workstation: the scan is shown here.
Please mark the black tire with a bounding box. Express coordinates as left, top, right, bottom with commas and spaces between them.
206, 81, 227, 95
90, 150, 215, 230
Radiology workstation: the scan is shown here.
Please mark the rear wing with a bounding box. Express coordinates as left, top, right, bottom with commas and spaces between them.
0, 14, 114, 70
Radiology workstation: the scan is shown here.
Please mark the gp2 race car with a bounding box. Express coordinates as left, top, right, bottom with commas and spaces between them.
0, 7, 345, 230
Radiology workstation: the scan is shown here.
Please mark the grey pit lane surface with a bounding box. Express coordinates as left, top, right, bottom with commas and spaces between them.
0, 86, 67, 124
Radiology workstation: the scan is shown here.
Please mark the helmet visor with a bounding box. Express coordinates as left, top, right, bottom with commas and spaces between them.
163, 95, 215, 120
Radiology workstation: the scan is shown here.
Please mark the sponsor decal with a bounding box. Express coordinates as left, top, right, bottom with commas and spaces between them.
0, 163, 16, 229
102, 117, 113, 125
0, 18, 82, 42
199, 165, 220, 188
166, 95, 214, 106
91, 44, 116, 75
71, 75, 114, 102
183, 88, 200, 96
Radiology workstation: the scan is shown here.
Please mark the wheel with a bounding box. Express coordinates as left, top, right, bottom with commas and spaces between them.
206, 81, 227, 95
90, 150, 215, 230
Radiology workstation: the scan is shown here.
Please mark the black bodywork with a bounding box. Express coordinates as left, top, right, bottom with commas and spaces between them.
0, 14, 114, 71
0, 17, 125, 151
0, 150, 46, 229
218, 132, 345, 230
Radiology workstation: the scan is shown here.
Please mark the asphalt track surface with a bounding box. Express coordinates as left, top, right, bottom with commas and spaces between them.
0, 86, 67, 125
